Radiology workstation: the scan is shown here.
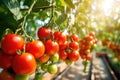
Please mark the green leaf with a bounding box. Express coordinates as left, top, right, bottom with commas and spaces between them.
2, 0, 23, 20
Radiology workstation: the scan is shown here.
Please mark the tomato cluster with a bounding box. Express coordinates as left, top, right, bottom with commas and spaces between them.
102, 40, 120, 61
0, 27, 97, 80
79, 32, 97, 61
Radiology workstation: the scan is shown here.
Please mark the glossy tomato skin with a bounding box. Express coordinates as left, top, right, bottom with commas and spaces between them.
26, 40, 45, 58
89, 31, 95, 37
70, 34, 79, 42
12, 53, 36, 75
59, 50, 68, 60
1, 34, 24, 55
59, 41, 68, 50
68, 51, 80, 61
45, 39, 59, 55
54, 31, 67, 45
0, 51, 13, 69
37, 27, 51, 39
38, 54, 50, 63
0, 69, 15, 80
69, 42, 79, 50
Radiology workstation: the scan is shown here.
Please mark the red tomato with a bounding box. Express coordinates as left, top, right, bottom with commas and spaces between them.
26, 40, 45, 58
59, 50, 68, 60
70, 34, 79, 42
38, 54, 50, 63
59, 41, 68, 50
0, 51, 13, 69
45, 39, 59, 55
69, 42, 79, 50
1, 34, 24, 55
68, 51, 80, 61
89, 31, 95, 37
85, 36, 94, 41
85, 55, 91, 60
12, 53, 36, 75
37, 27, 51, 39
54, 31, 67, 44
0, 69, 15, 80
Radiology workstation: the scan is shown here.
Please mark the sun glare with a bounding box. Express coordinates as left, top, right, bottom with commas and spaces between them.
101, 0, 114, 16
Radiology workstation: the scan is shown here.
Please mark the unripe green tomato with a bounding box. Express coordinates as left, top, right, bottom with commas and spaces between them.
65, 59, 73, 66
47, 63, 58, 74
50, 53, 59, 62
34, 73, 43, 80
15, 74, 29, 80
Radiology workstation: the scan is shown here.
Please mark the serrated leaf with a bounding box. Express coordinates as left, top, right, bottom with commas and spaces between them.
2, 0, 23, 20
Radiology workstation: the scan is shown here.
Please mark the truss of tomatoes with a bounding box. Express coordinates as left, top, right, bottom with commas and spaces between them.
0, 27, 97, 80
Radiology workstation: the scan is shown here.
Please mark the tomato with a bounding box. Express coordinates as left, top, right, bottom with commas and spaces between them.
85, 55, 91, 60
47, 63, 58, 74
85, 36, 94, 41
26, 40, 45, 58
0, 51, 13, 69
1, 34, 24, 55
38, 54, 50, 63
59, 41, 68, 50
0, 69, 15, 80
68, 51, 80, 61
70, 34, 79, 42
59, 50, 68, 60
34, 73, 43, 80
37, 27, 51, 39
12, 53, 36, 75
69, 42, 79, 50
65, 59, 73, 66
54, 31, 67, 44
89, 31, 95, 37
45, 39, 59, 55
50, 53, 59, 62
15, 74, 29, 80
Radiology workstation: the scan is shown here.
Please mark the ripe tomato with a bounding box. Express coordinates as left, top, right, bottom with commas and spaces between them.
69, 42, 79, 50
0, 51, 13, 69
0, 69, 15, 80
70, 34, 79, 42
37, 27, 51, 39
85, 55, 91, 60
12, 53, 36, 75
26, 40, 45, 58
47, 63, 58, 74
59, 50, 68, 60
85, 36, 94, 41
59, 41, 68, 50
68, 51, 80, 61
89, 31, 95, 37
1, 34, 24, 55
54, 31, 67, 44
45, 39, 59, 55
38, 54, 50, 63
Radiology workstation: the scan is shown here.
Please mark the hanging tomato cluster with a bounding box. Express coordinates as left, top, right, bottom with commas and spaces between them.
0, 27, 97, 80
102, 40, 120, 61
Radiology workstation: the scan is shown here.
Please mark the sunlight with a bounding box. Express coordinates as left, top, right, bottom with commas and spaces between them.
101, 0, 114, 16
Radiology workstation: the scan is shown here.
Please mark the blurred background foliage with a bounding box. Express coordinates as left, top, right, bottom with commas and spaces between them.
0, 0, 120, 44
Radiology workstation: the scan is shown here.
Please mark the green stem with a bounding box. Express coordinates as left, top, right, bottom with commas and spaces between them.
21, 0, 37, 40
